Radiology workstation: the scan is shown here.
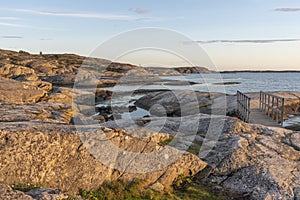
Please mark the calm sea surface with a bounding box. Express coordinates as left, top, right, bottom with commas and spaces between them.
104, 72, 300, 95
161, 72, 300, 94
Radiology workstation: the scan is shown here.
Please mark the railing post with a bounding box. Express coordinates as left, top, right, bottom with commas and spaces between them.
263, 93, 266, 112
267, 94, 270, 115
260, 91, 286, 126
272, 96, 275, 119
236, 91, 251, 123
281, 98, 285, 126
259, 91, 261, 110
247, 98, 251, 122
237, 91, 239, 116
276, 98, 279, 123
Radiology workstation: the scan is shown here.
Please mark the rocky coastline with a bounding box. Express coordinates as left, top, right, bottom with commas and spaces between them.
0, 49, 299, 199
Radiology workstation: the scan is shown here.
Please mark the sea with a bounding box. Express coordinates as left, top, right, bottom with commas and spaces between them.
103, 72, 300, 95
161, 72, 300, 95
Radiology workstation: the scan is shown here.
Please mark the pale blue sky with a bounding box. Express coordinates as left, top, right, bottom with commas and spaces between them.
1, 0, 300, 70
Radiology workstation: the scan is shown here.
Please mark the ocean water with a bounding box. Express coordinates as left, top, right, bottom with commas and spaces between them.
161, 72, 300, 95
103, 72, 300, 95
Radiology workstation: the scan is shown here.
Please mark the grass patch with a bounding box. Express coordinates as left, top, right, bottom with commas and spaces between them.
158, 135, 174, 146
78, 180, 158, 200
12, 183, 43, 192
174, 183, 225, 200
187, 143, 202, 155
76, 179, 225, 200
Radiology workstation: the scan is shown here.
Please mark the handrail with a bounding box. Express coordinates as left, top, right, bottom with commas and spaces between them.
259, 91, 285, 126
237, 90, 251, 123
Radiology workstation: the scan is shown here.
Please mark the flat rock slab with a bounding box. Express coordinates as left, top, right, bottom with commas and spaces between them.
0, 77, 46, 104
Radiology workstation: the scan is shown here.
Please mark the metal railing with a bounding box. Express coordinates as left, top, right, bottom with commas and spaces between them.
237, 90, 251, 123
259, 91, 285, 125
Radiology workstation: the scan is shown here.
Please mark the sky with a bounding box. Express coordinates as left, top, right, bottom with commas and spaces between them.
1, 0, 300, 70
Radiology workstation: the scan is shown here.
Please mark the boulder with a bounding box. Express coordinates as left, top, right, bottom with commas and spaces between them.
135, 91, 232, 117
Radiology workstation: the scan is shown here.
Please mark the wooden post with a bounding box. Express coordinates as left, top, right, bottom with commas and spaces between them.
271, 96, 275, 119
264, 93, 266, 111
236, 91, 251, 123
259, 91, 262, 110
247, 97, 251, 122
281, 98, 285, 126
276, 98, 279, 123
259, 91, 285, 126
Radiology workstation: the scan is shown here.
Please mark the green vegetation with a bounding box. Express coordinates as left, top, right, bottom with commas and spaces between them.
18, 50, 30, 55
158, 135, 174, 146
74, 179, 225, 200
187, 143, 202, 155
12, 183, 43, 192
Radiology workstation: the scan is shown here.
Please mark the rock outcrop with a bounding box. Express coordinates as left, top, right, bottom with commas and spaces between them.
135, 90, 235, 117
102, 114, 300, 199
0, 122, 206, 193
174, 66, 214, 74
145, 66, 214, 76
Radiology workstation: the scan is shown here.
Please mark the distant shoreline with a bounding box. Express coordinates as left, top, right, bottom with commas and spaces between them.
219, 70, 300, 73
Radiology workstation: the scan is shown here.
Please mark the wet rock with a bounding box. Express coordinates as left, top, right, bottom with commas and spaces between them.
129, 105, 137, 112
95, 89, 112, 102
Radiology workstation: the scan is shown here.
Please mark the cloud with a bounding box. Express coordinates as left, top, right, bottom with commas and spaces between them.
2, 35, 23, 39
129, 8, 150, 14
40, 38, 53, 41
274, 8, 300, 12
0, 17, 21, 20
0, 22, 27, 27
6, 8, 139, 20
193, 39, 300, 44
